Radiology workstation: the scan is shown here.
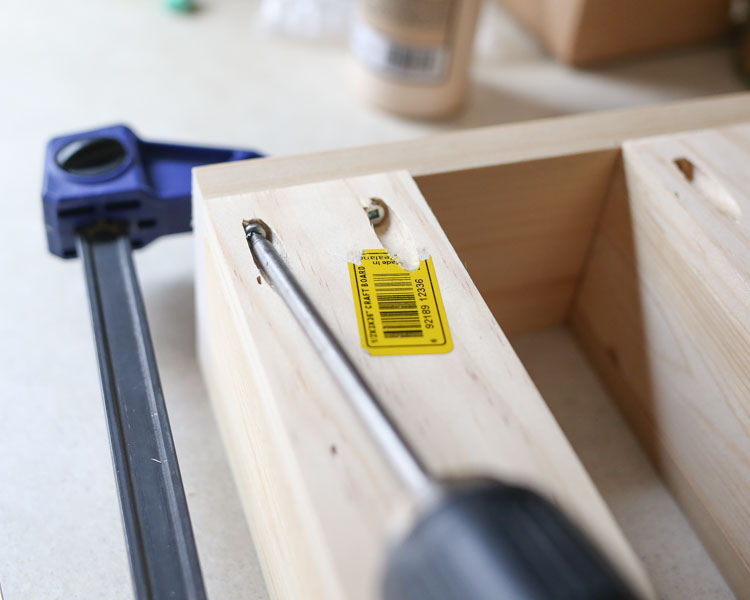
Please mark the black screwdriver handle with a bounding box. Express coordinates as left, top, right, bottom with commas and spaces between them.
383, 480, 640, 600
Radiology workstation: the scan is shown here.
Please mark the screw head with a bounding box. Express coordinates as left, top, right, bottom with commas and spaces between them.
243, 219, 270, 240
364, 198, 388, 226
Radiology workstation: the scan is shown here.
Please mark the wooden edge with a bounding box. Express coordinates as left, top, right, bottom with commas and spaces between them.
194, 93, 750, 200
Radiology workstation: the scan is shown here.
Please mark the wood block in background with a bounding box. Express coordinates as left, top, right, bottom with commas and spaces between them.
497, 0, 732, 66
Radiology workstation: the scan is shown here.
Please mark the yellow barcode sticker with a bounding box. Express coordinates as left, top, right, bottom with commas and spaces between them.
349, 250, 452, 356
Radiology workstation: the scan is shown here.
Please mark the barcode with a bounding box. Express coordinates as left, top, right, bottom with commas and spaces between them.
372, 272, 423, 338
386, 45, 438, 73
351, 19, 448, 82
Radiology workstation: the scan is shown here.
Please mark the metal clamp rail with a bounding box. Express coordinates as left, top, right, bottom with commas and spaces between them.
79, 225, 205, 600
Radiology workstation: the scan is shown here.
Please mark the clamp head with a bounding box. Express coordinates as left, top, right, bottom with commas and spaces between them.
42, 124, 261, 258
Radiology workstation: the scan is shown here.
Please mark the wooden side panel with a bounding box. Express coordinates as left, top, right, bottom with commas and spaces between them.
416, 151, 618, 333
195, 170, 654, 600
570, 123, 750, 598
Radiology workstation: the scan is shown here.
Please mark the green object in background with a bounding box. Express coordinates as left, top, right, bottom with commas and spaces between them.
166, 0, 194, 12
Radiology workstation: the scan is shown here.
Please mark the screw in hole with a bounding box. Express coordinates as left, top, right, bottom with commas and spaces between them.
242, 218, 272, 242
364, 197, 388, 226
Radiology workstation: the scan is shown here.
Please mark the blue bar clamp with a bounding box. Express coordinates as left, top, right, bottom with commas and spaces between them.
42, 125, 261, 600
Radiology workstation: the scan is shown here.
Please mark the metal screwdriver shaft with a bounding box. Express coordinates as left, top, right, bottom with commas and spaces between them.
245, 222, 439, 503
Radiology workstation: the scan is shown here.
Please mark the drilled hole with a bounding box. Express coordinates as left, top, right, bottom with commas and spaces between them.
360, 197, 418, 271
673, 157, 694, 182
364, 197, 388, 226
673, 156, 742, 220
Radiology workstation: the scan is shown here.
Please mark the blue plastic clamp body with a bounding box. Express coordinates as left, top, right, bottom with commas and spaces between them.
42, 124, 262, 258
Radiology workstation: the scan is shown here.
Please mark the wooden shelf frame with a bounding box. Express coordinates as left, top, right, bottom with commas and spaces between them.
194, 93, 750, 600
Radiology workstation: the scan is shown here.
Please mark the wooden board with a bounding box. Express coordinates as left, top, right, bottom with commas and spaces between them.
194, 93, 750, 335
194, 170, 654, 600
497, 0, 732, 66
570, 122, 750, 597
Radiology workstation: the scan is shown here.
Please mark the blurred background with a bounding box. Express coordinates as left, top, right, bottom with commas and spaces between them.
1, 1, 748, 598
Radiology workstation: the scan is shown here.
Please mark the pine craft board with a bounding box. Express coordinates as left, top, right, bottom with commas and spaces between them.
194, 171, 654, 600
570, 123, 750, 597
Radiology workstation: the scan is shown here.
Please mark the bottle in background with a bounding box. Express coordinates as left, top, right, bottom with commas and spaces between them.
350, 0, 481, 119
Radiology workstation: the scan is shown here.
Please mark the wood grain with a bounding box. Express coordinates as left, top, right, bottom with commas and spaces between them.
195, 170, 655, 600
570, 122, 750, 598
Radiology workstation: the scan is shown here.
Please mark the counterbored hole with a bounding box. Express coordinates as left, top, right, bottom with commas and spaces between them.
362, 197, 419, 270
674, 157, 694, 182
673, 156, 742, 220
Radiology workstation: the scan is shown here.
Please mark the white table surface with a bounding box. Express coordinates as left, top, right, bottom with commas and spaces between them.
0, 1, 745, 598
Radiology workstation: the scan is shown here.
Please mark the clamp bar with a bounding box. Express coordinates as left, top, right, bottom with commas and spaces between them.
79, 227, 206, 600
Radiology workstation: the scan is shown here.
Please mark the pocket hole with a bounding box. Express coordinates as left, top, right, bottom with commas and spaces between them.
361, 197, 419, 271
674, 157, 694, 182
673, 156, 742, 221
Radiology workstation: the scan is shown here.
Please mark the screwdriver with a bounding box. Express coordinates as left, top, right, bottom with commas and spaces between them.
244, 220, 641, 600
